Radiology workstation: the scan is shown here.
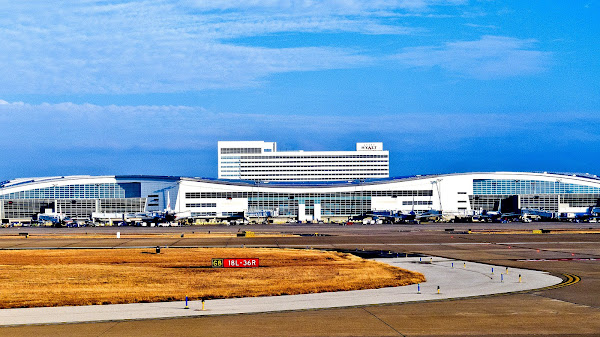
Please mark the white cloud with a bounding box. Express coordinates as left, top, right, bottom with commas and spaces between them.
393, 35, 552, 79
178, 0, 468, 13
464, 23, 498, 29
0, 0, 468, 94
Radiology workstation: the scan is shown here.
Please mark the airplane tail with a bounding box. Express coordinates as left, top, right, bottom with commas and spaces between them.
166, 191, 171, 212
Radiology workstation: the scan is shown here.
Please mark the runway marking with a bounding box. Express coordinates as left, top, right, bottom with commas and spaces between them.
280, 242, 594, 246
517, 258, 597, 262
399, 272, 580, 305
534, 273, 580, 291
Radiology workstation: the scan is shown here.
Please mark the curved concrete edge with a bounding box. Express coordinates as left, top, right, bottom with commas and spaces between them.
0, 257, 562, 326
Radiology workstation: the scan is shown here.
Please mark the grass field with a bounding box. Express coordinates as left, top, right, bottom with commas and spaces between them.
0, 248, 425, 309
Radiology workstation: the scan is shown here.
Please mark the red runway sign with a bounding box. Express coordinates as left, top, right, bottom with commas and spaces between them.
212, 258, 259, 268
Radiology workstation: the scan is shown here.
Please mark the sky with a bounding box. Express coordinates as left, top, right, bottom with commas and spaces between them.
1, 0, 599, 179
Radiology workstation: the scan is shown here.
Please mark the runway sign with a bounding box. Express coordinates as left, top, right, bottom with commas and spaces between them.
212, 258, 259, 268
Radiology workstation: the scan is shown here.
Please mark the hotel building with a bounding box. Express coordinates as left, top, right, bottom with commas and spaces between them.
218, 141, 389, 181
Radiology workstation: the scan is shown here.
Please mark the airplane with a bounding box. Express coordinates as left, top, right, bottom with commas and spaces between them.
37, 214, 63, 224
498, 212, 524, 222
473, 197, 523, 222
37, 213, 76, 226
416, 209, 444, 222
474, 209, 522, 223
367, 210, 416, 224
156, 191, 193, 223
559, 206, 600, 222
398, 210, 417, 222
521, 208, 555, 220
367, 195, 421, 223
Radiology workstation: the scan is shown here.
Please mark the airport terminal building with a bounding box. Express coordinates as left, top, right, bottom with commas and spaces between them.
2, 172, 600, 224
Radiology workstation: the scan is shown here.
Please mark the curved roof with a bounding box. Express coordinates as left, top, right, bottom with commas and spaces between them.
180, 171, 600, 188
2, 171, 599, 191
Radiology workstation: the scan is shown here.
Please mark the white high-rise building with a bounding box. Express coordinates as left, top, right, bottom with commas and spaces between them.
218, 141, 389, 181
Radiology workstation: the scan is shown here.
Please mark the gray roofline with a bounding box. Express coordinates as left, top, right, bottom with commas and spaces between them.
2, 171, 599, 191
181, 171, 600, 188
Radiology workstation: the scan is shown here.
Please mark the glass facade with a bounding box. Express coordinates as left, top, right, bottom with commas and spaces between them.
471, 179, 600, 212
248, 196, 298, 216
248, 195, 372, 216
0, 182, 146, 219
2, 200, 54, 219
319, 196, 370, 216
187, 190, 432, 217
186, 203, 217, 208
191, 212, 217, 217
185, 190, 431, 199
473, 179, 600, 195
2, 198, 146, 219
402, 200, 433, 206
0, 183, 141, 200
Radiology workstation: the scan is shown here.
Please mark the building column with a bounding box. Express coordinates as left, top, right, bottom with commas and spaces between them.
298, 202, 306, 222
314, 202, 322, 221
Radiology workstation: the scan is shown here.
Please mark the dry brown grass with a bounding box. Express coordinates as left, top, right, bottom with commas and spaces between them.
0, 248, 425, 309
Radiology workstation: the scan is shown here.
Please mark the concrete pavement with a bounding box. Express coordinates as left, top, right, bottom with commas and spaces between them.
0, 257, 562, 326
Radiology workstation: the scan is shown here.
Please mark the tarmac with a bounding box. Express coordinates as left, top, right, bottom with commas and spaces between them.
0, 256, 561, 326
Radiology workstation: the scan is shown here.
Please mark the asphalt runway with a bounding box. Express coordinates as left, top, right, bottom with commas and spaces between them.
1, 222, 599, 336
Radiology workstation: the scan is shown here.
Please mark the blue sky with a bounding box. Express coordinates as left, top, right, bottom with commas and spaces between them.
1, 0, 599, 179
